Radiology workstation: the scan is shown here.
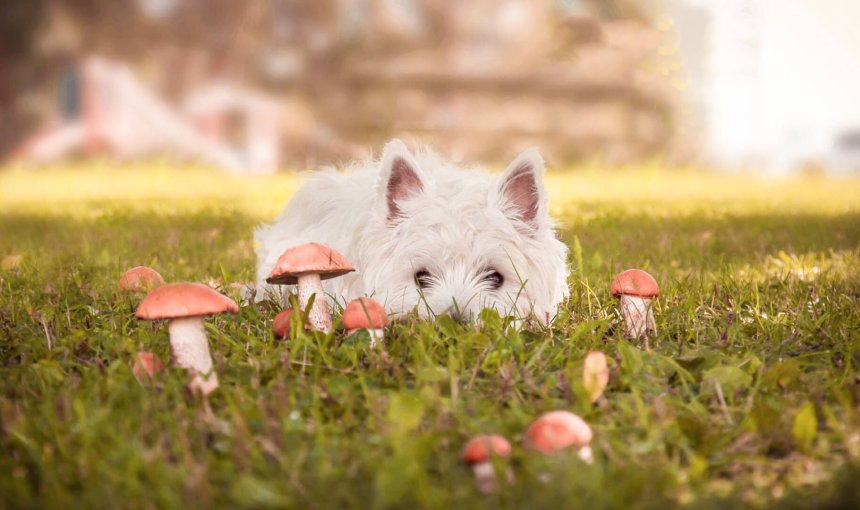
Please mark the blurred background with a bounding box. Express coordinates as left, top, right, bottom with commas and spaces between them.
2, 0, 859, 174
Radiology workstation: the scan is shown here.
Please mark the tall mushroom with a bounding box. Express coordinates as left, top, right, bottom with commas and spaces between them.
120, 266, 165, 292
611, 269, 659, 340
342, 297, 387, 346
266, 243, 354, 333
524, 411, 594, 463
136, 282, 238, 396
462, 434, 512, 493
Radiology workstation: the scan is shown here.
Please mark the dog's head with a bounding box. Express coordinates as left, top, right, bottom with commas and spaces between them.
359, 139, 569, 324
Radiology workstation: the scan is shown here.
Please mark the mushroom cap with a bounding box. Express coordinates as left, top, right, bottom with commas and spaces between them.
266, 243, 355, 285
273, 308, 306, 338
342, 297, 388, 330
462, 435, 512, 464
611, 269, 659, 298
524, 411, 593, 454
119, 266, 165, 292
135, 282, 239, 320
130, 352, 165, 380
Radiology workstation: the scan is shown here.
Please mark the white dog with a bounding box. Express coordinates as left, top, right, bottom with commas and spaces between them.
254, 139, 569, 324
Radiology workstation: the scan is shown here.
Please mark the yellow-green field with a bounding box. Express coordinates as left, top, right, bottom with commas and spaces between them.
1, 163, 858, 509
2, 163, 857, 215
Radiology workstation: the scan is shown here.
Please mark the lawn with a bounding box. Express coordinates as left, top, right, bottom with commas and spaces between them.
0, 162, 858, 509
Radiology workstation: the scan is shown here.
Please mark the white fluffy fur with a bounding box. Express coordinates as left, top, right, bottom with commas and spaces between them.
254, 139, 569, 325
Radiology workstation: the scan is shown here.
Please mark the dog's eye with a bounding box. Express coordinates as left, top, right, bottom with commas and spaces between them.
414, 270, 433, 289
483, 270, 504, 289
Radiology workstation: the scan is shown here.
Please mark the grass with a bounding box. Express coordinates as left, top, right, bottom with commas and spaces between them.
0, 161, 859, 509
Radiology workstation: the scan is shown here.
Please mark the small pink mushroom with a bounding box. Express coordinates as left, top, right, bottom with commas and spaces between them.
272, 308, 308, 339
119, 266, 165, 292
129, 352, 165, 382
611, 269, 659, 340
462, 434, 512, 493
342, 297, 388, 346
524, 411, 594, 463
583, 351, 609, 403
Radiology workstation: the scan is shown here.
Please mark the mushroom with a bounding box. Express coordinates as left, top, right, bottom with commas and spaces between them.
611, 269, 659, 340
119, 266, 165, 292
462, 434, 512, 493
524, 411, 594, 463
129, 351, 165, 382
136, 282, 238, 396
272, 307, 308, 339
266, 243, 354, 333
583, 351, 609, 403
342, 297, 388, 346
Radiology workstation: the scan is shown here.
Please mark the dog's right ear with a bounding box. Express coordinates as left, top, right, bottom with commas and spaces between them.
492, 147, 548, 235
377, 139, 425, 221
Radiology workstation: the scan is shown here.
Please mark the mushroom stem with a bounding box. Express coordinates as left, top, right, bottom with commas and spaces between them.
577, 445, 594, 464
168, 317, 218, 395
296, 273, 332, 333
618, 295, 655, 339
471, 462, 497, 494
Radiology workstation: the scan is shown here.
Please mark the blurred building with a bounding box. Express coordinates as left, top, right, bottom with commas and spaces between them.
2, 0, 686, 167
278, 0, 679, 165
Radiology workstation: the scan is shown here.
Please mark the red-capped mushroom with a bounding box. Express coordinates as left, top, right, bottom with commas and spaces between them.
342, 297, 387, 346
462, 434, 512, 493
272, 308, 308, 338
136, 282, 238, 396
524, 411, 594, 462
129, 351, 165, 382
583, 351, 609, 403
120, 266, 165, 292
267, 243, 354, 333
611, 269, 659, 340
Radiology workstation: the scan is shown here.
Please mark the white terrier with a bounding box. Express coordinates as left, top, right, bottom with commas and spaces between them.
254, 139, 569, 324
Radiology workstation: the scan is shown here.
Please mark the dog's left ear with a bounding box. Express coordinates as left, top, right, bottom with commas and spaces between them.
493, 148, 548, 234
377, 139, 426, 221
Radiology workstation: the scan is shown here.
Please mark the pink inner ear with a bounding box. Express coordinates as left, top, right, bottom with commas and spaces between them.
502, 162, 539, 226
387, 157, 423, 218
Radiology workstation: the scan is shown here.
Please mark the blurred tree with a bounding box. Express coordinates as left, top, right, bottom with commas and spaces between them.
0, 0, 50, 156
